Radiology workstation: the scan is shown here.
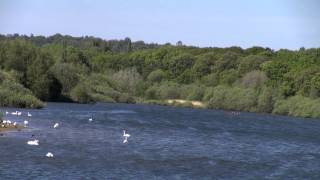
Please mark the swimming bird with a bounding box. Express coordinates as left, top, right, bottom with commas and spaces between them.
89, 118, 93, 122
123, 130, 130, 138
27, 112, 32, 117
24, 120, 29, 127
53, 123, 59, 129
17, 111, 22, 116
123, 130, 130, 143
46, 152, 54, 158
11, 111, 18, 115
27, 139, 39, 146
123, 136, 128, 143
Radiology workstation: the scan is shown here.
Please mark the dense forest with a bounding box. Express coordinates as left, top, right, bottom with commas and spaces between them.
0, 34, 319, 118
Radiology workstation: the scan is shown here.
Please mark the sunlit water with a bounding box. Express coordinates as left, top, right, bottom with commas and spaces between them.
1, 103, 320, 179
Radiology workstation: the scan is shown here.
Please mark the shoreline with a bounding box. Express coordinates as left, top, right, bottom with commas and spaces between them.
2, 99, 320, 120
137, 99, 320, 120
0, 124, 24, 133
167, 99, 206, 108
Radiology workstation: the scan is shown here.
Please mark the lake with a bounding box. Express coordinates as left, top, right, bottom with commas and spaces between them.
1, 102, 320, 179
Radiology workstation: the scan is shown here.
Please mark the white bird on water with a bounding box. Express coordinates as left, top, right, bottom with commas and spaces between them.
17, 111, 22, 116
27, 112, 32, 117
5, 111, 9, 115
53, 123, 59, 129
123, 130, 130, 143
123, 136, 128, 143
46, 152, 54, 158
123, 130, 130, 138
27, 139, 39, 146
89, 118, 93, 122
24, 120, 29, 127
11, 111, 18, 115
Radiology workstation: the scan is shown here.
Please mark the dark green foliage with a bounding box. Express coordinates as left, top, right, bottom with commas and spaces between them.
111, 68, 143, 96
257, 87, 277, 113
219, 69, 238, 86
0, 71, 44, 108
70, 83, 92, 103
201, 73, 219, 87
49, 63, 80, 94
240, 70, 267, 89
164, 53, 195, 79
185, 84, 205, 101
273, 96, 320, 118
205, 85, 258, 112
0, 34, 320, 118
147, 69, 166, 83
238, 55, 268, 75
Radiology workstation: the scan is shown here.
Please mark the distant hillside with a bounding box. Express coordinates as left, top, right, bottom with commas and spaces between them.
0, 34, 319, 118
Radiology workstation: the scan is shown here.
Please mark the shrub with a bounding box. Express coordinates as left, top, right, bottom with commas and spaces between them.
49, 63, 80, 94
147, 69, 166, 83
257, 87, 277, 113
205, 85, 258, 112
201, 73, 219, 87
0, 71, 44, 108
185, 85, 205, 101
157, 82, 181, 99
241, 70, 267, 89
145, 85, 159, 100
273, 96, 320, 118
70, 83, 92, 103
238, 55, 267, 75
219, 69, 239, 86
111, 68, 143, 95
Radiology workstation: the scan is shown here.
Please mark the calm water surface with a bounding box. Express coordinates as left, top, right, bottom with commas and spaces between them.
1, 103, 320, 179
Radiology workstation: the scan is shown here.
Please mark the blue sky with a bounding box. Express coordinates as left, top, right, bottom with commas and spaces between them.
0, 0, 319, 49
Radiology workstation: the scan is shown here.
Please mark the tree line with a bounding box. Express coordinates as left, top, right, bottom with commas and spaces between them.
0, 34, 319, 118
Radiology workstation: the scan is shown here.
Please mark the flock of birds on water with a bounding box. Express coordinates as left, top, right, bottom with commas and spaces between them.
1, 110, 131, 159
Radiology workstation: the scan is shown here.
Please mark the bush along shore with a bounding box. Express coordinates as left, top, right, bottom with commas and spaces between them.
0, 34, 320, 118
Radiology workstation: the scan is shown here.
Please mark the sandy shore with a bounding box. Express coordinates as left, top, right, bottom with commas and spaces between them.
0, 124, 24, 133
167, 99, 206, 108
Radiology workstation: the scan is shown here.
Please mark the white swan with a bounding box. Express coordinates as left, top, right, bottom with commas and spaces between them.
17, 111, 22, 116
11, 111, 18, 115
27, 139, 39, 146
53, 123, 59, 129
27, 112, 32, 117
123, 130, 130, 138
123, 130, 130, 143
89, 118, 93, 122
13, 122, 17, 126
24, 120, 29, 127
46, 152, 54, 158
123, 136, 128, 143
